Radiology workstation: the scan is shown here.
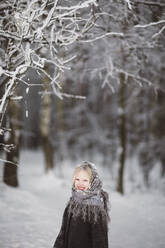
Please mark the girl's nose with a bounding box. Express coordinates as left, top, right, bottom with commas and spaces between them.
79, 183, 84, 186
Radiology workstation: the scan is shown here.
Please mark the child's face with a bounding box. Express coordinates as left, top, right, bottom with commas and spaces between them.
74, 170, 90, 191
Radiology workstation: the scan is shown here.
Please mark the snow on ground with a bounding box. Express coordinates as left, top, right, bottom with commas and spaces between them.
0, 150, 165, 248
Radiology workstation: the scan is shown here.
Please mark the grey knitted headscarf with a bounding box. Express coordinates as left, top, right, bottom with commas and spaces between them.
67, 161, 110, 225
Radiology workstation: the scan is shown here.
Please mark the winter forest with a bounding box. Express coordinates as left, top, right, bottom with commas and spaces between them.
0, 0, 165, 247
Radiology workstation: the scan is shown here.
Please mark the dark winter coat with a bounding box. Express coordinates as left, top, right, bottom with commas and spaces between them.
53, 204, 109, 248
53, 161, 110, 248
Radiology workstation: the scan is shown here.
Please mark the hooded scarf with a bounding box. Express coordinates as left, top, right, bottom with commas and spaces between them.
67, 161, 110, 225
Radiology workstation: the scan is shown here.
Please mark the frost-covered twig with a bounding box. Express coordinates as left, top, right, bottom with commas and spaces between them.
55, 0, 97, 11
60, 93, 86, 99
0, 31, 21, 41
80, 32, 124, 43
10, 96, 23, 101
135, 20, 165, 39
116, 69, 152, 86
38, 91, 86, 100
152, 25, 165, 38
133, 1, 165, 7
135, 20, 165, 28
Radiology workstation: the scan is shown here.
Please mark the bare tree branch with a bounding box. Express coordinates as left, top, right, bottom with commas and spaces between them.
135, 20, 165, 28
133, 1, 165, 7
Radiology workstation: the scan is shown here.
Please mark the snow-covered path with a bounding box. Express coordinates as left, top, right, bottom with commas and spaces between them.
0, 151, 165, 248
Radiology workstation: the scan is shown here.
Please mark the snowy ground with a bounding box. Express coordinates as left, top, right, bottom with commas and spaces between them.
0, 150, 165, 248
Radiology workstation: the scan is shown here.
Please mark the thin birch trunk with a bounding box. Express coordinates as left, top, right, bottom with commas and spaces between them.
3, 97, 21, 187
40, 70, 54, 172
116, 72, 127, 194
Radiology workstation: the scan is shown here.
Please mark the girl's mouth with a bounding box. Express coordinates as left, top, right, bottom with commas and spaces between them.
77, 186, 86, 190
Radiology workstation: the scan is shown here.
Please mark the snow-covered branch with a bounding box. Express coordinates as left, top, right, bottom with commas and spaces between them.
0, 0, 99, 127
38, 91, 86, 100
135, 20, 165, 39
116, 69, 152, 87
152, 25, 165, 39
133, 1, 165, 7
80, 32, 124, 43
0, 158, 18, 167
0, 31, 21, 41
135, 20, 165, 28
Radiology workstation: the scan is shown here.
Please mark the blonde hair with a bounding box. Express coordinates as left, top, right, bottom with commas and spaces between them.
72, 165, 92, 186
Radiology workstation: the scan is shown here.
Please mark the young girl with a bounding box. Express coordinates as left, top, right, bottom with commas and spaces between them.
53, 161, 110, 248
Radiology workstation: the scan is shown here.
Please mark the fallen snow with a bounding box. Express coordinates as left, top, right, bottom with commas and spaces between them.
0, 150, 165, 248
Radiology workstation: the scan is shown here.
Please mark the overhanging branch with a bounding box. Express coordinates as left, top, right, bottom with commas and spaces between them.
133, 1, 165, 7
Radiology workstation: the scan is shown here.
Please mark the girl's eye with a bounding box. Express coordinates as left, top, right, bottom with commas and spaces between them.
75, 178, 79, 181
84, 180, 88, 182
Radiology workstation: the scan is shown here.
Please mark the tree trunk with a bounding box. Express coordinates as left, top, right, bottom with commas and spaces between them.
40, 69, 54, 172
152, 67, 165, 178
155, 88, 165, 178
116, 72, 127, 194
161, 158, 165, 177
3, 98, 21, 187
41, 135, 54, 172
